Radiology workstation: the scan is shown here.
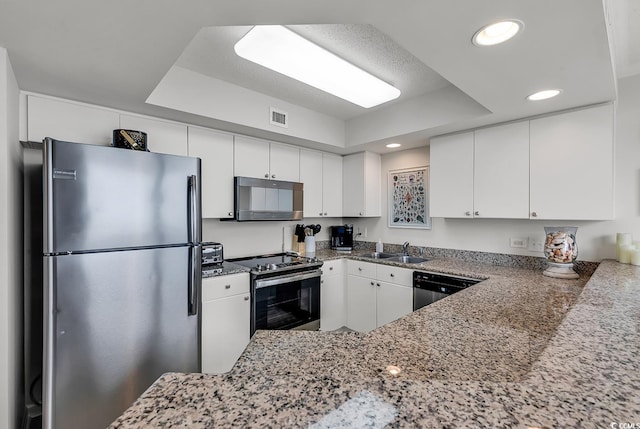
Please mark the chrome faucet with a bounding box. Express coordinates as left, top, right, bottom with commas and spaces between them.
402, 241, 410, 255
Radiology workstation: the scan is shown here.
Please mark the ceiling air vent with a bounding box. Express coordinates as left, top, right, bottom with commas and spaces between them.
270, 107, 288, 128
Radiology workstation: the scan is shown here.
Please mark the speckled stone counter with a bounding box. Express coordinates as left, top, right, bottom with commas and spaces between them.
111, 260, 640, 428
202, 261, 249, 278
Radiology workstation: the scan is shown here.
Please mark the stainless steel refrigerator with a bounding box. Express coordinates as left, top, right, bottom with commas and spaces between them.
24, 138, 202, 429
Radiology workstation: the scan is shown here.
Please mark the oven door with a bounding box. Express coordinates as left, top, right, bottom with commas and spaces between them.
252, 269, 321, 336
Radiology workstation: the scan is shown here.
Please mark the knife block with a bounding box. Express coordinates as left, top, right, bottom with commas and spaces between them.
292, 235, 305, 256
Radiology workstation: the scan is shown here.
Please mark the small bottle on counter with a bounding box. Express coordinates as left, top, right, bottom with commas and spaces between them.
375, 240, 384, 253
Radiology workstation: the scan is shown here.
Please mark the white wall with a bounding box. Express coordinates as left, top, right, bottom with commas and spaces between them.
0, 47, 23, 429
352, 74, 640, 263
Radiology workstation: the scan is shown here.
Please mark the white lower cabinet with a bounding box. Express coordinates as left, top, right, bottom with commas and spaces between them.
201, 272, 250, 374
320, 259, 346, 331
346, 261, 413, 332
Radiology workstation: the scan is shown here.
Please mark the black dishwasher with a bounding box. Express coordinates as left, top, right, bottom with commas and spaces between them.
413, 271, 481, 310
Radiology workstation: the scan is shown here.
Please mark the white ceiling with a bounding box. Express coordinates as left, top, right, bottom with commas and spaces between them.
1, 0, 638, 153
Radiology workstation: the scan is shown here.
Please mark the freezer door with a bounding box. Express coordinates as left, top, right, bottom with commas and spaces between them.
42, 247, 199, 429
43, 138, 201, 253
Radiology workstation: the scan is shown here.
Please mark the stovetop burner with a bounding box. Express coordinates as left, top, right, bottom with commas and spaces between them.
228, 252, 323, 276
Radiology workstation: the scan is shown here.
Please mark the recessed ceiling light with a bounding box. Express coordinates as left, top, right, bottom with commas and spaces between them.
386, 143, 401, 148
526, 89, 561, 101
472, 20, 523, 46
234, 25, 401, 108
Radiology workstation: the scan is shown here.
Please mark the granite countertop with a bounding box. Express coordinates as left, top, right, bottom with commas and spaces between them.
112, 257, 640, 428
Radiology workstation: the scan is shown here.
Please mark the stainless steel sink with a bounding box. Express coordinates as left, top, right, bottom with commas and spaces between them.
358, 252, 399, 259
385, 255, 430, 264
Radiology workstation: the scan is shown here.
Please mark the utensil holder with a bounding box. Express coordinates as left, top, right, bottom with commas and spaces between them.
305, 236, 316, 256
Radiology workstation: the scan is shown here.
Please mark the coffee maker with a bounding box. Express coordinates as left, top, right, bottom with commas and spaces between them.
330, 224, 354, 251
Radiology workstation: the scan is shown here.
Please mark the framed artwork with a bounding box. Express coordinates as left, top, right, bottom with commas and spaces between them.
388, 167, 430, 229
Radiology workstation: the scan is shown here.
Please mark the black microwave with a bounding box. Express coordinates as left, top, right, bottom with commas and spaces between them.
233, 176, 303, 221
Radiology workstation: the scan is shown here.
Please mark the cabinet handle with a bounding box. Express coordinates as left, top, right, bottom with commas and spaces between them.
358, 267, 362, 271
228, 212, 233, 217
244, 296, 249, 301
465, 211, 471, 216
271, 174, 276, 178
376, 282, 380, 287
531, 211, 538, 217
225, 284, 231, 289
329, 267, 333, 270
324, 212, 327, 216
359, 212, 363, 216
321, 280, 324, 284
474, 211, 479, 216
264, 174, 269, 178
370, 281, 374, 286
390, 273, 394, 277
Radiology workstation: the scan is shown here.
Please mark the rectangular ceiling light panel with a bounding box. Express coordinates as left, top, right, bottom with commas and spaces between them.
234, 25, 401, 108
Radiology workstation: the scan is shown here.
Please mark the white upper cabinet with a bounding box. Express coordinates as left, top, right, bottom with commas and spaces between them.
187, 127, 234, 219
431, 104, 614, 221
234, 135, 270, 178
429, 132, 474, 218
234, 136, 300, 181
27, 95, 119, 145
474, 121, 530, 219
322, 153, 343, 217
119, 114, 188, 156
269, 142, 300, 182
530, 104, 614, 220
300, 149, 323, 217
343, 151, 381, 217
300, 150, 343, 218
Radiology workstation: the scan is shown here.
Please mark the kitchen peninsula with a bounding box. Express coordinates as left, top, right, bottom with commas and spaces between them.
110, 257, 640, 428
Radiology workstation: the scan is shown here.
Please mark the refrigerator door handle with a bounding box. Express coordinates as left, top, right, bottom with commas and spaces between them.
188, 245, 201, 316
187, 175, 200, 244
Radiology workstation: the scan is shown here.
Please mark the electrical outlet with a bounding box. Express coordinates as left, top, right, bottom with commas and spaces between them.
510, 237, 528, 248
528, 236, 545, 252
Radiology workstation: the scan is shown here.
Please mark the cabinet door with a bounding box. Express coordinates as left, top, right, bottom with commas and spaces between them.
300, 149, 324, 217
120, 114, 188, 156
376, 281, 413, 327
201, 293, 251, 374
344, 152, 382, 217
346, 275, 377, 332
27, 95, 119, 146
429, 132, 474, 218
269, 142, 300, 182
342, 153, 365, 216
320, 271, 346, 331
188, 127, 234, 219
234, 135, 270, 179
530, 104, 614, 220
474, 122, 530, 219
322, 153, 343, 217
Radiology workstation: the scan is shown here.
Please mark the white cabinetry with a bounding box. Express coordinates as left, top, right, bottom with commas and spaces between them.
120, 114, 188, 156
473, 121, 530, 219
430, 104, 614, 221
187, 127, 234, 219
343, 152, 381, 217
346, 261, 412, 332
429, 132, 474, 218
234, 136, 299, 181
320, 259, 346, 331
27, 95, 119, 145
530, 104, 614, 220
300, 150, 343, 218
201, 272, 250, 374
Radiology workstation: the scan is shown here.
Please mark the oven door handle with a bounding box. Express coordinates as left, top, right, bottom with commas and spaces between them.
254, 269, 322, 289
